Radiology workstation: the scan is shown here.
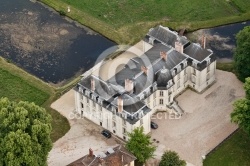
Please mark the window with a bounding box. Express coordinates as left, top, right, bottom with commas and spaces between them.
123, 136, 126, 140
193, 68, 196, 76
140, 119, 143, 126
168, 96, 171, 103
159, 99, 163, 105
177, 73, 180, 80
113, 122, 116, 127
192, 75, 196, 83
207, 65, 210, 73
123, 119, 126, 126
113, 130, 116, 133
123, 128, 126, 134
184, 68, 187, 75
177, 81, 180, 89
160, 91, 163, 96
153, 92, 156, 98
87, 98, 89, 104
112, 114, 116, 121
93, 102, 96, 108
81, 103, 84, 108
80, 95, 83, 100
206, 73, 210, 81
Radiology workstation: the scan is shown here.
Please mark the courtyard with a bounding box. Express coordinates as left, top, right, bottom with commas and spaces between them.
151, 70, 245, 166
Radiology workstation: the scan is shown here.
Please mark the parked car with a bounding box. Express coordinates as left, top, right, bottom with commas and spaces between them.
151, 121, 158, 129
101, 129, 111, 138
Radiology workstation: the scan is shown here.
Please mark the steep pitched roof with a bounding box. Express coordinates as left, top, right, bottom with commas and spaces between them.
147, 25, 189, 47
184, 43, 212, 62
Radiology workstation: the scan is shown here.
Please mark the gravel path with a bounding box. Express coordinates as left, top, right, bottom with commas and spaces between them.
151, 70, 245, 166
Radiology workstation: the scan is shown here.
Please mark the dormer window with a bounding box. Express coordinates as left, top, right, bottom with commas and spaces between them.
79, 87, 83, 93
207, 58, 211, 65
192, 61, 197, 68
172, 70, 176, 77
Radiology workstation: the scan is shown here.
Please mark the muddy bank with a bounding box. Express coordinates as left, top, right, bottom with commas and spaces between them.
0, 0, 115, 85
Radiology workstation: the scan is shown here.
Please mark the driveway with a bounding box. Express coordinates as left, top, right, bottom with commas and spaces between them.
150, 70, 245, 166
47, 90, 118, 166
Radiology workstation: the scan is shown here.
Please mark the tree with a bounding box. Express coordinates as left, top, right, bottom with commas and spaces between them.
233, 26, 250, 82
231, 77, 250, 135
126, 126, 156, 164
159, 150, 186, 166
0, 98, 52, 166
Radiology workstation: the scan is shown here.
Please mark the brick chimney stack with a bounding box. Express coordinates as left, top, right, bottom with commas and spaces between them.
125, 79, 134, 93
91, 78, 95, 91
89, 148, 94, 157
141, 66, 148, 75
175, 41, 183, 54
201, 34, 206, 49
160, 51, 167, 61
117, 96, 123, 113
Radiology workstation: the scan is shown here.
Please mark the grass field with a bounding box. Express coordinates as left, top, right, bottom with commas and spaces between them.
41, 0, 250, 44
0, 57, 71, 142
203, 129, 250, 166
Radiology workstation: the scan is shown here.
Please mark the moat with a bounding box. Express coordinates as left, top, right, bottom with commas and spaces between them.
0, 0, 116, 84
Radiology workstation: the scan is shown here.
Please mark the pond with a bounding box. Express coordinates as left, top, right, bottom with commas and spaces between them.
189, 21, 250, 62
0, 0, 116, 85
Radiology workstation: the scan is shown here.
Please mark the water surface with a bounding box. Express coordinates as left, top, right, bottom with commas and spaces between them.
0, 0, 116, 84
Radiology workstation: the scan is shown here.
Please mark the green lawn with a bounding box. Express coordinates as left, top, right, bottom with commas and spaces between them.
0, 68, 49, 105
41, 0, 250, 44
203, 129, 250, 166
0, 57, 70, 142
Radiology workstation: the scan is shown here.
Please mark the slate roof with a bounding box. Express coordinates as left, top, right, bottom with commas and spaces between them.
79, 75, 116, 100
184, 43, 212, 62
111, 94, 145, 115
147, 25, 189, 47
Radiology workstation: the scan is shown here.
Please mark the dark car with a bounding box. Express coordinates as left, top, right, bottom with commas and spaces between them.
101, 129, 111, 138
151, 121, 158, 129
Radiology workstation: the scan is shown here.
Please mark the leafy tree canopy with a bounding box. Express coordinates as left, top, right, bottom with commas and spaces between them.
0, 98, 52, 166
234, 26, 250, 82
126, 126, 156, 164
159, 150, 186, 166
231, 77, 250, 135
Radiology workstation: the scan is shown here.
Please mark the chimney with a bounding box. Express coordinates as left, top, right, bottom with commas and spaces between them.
160, 51, 167, 61
175, 41, 183, 54
117, 96, 123, 113
89, 148, 94, 157
141, 66, 148, 75
125, 79, 134, 93
91, 78, 95, 91
201, 35, 206, 49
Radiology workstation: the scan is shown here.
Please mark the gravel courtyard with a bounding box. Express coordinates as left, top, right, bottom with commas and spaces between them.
47, 90, 118, 166
151, 70, 245, 166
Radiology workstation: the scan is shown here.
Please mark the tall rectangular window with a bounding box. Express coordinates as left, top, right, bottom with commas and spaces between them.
193, 68, 196, 76
160, 99, 163, 105
140, 119, 143, 126
160, 91, 164, 96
